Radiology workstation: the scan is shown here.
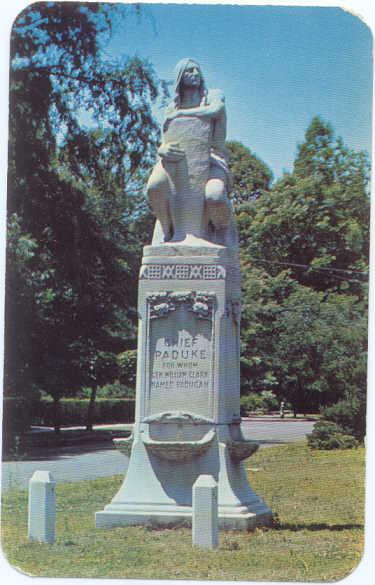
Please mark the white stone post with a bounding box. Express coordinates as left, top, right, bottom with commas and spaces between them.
28, 470, 56, 544
192, 474, 218, 549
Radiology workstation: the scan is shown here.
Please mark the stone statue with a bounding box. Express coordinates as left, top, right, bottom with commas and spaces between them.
147, 58, 238, 248
96, 58, 272, 532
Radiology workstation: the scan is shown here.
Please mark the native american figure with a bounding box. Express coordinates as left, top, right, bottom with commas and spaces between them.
146, 58, 237, 248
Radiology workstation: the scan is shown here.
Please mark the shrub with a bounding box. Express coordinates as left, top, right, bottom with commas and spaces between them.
33, 398, 135, 427
307, 421, 359, 450
241, 393, 262, 415
100, 381, 135, 398
117, 350, 137, 389
260, 390, 279, 412
321, 396, 366, 441
80, 381, 135, 399
240, 391, 279, 415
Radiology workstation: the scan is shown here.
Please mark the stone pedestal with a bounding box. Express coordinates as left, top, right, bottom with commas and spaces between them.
28, 471, 56, 544
193, 475, 219, 548
96, 242, 272, 530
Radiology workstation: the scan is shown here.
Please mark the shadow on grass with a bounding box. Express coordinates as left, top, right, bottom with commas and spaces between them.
28, 442, 120, 460
2, 442, 119, 462
257, 440, 287, 445
5, 439, 288, 462
3, 429, 133, 462
274, 522, 363, 532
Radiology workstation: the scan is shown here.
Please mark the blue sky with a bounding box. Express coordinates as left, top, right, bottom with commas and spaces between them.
104, 3, 372, 180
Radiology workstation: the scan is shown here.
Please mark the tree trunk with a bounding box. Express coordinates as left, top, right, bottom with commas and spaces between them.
86, 386, 97, 431
53, 396, 61, 433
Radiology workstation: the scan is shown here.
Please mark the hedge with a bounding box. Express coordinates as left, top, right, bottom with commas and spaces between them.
2, 396, 37, 452
32, 398, 135, 427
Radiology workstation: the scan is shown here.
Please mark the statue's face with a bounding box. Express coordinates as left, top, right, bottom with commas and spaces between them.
181, 61, 201, 88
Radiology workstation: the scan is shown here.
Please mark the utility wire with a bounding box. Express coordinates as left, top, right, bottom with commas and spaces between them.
248, 256, 368, 279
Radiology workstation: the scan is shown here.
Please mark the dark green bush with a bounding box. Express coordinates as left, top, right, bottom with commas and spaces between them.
99, 381, 135, 399
260, 390, 279, 412
2, 396, 39, 454
33, 398, 135, 427
240, 391, 279, 415
79, 381, 135, 399
307, 420, 359, 450
117, 350, 137, 389
321, 396, 366, 441
240, 394, 260, 415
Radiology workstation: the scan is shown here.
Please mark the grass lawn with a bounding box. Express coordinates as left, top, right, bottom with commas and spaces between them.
1, 441, 365, 581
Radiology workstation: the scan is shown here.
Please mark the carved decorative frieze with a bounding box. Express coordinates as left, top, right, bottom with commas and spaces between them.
148, 294, 176, 319
148, 291, 215, 320
143, 411, 213, 425
140, 263, 226, 280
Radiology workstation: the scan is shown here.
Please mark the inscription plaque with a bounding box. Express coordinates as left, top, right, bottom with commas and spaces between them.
147, 305, 213, 418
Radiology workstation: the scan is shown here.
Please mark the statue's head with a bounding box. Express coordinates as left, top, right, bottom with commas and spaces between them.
173, 58, 207, 107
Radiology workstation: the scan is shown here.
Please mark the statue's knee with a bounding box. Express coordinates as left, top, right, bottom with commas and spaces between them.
205, 178, 226, 204
147, 170, 168, 202
147, 173, 162, 193
206, 180, 231, 228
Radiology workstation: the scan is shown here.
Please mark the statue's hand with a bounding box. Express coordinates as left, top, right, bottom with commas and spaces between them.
164, 108, 180, 122
158, 142, 185, 162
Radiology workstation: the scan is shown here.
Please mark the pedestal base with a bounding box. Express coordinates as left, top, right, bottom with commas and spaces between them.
96, 245, 273, 531
96, 424, 272, 531
96, 509, 272, 531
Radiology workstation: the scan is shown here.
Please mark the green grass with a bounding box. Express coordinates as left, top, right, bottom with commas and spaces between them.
1, 442, 365, 581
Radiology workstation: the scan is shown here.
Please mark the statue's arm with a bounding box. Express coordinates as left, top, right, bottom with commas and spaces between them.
166, 89, 225, 121
157, 89, 226, 160
156, 102, 185, 161
158, 141, 185, 161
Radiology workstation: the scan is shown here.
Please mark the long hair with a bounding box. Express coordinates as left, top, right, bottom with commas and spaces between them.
173, 58, 208, 108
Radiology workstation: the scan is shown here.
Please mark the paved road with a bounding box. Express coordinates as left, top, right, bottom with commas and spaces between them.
1, 418, 315, 491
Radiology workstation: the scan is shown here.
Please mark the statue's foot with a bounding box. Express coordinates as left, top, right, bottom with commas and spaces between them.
167, 233, 225, 248
151, 219, 173, 245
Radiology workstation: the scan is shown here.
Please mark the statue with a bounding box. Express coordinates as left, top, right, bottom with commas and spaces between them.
96, 58, 272, 532
147, 58, 238, 248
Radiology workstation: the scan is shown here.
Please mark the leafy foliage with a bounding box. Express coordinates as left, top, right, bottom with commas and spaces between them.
5, 3, 162, 427
117, 349, 138, 390
33, 397, 135, 427
239, 117, 368, 421
307, 421, 359, 450
226, 140, 272, 207
238, 117, 369, 295
240, 391, 279, 415
321, 395, 366, 441
240, 266, 367, 413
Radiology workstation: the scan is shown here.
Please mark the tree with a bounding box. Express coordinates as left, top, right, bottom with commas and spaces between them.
238, 117, 369, 416
5, 3, 163, 431
240, 266, 294, 396
226, 140, 272, 207
240, 264, 367, 415
237, 117, 369, 296
271, 286, 367, 415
